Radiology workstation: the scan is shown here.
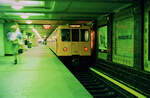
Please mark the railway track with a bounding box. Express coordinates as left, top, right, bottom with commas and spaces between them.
71, 69, 136, 98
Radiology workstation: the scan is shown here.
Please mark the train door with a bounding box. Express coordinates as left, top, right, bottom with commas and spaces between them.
71, 29, 80, 55
79, 29, 91, 56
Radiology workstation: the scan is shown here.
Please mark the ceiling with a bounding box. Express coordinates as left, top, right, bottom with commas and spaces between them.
0, 0, 134, 38
0, 0, 134, 24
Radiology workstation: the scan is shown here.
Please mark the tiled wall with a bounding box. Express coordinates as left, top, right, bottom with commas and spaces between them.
112, 8, 134, 67
144, 0, 150, 71
0, 23, 5, 56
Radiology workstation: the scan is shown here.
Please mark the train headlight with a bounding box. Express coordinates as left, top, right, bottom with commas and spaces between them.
63, 47, 67, 52
84, 47, 88, 52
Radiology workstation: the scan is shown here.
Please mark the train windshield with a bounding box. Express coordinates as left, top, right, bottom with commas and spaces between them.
61, 29, 70, 41
72, 29, 79, 41
81, 29, 89, 42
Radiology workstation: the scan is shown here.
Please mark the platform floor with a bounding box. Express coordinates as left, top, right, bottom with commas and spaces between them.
0, 46, 92, 98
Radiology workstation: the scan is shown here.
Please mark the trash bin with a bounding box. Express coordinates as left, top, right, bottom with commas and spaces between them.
28, 43, 32, 48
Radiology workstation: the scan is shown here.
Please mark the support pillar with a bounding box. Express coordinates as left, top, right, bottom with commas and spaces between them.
92, 20, 98, 64
107, 13, 113, 61
134, 0, 144, 70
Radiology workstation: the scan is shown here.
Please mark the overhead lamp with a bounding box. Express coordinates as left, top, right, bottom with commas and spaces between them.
21, 14, 29, 19
11, 1, 23, 10
26, 20, 32, 24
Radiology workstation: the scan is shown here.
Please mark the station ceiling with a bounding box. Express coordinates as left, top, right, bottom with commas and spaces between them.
0, 0, 134, 25
0, 0, 134, 38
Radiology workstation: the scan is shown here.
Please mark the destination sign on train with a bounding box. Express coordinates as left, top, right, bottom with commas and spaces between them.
69, 25, 81, 28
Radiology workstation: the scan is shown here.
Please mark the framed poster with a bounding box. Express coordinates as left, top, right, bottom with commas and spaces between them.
98, 26, 108, 52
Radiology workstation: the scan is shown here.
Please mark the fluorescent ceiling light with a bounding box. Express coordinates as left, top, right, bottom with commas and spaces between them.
20, 13, 30, 19
0, 0, 44, 7
11, 4, 23, 10
19, 1, 44, 7
26, 20, 32, 24
21, 15, 29, 19
11, 1, 24, 10
6, 13, 45, 16
29, 13, 45, 16
0, 1, 12, 6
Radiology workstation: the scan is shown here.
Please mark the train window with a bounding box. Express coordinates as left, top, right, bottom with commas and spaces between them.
61, 29, 70, 41
72, 29, 79, 41
81, 29, 89, 42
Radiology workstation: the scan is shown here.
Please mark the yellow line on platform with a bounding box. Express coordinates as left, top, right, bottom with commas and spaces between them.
90, 67, 147, 98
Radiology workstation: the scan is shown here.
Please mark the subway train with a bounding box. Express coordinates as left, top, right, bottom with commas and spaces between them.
47, 24, 95, 66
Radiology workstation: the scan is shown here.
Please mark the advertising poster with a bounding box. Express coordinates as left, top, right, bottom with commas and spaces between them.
98, 26, 107, 52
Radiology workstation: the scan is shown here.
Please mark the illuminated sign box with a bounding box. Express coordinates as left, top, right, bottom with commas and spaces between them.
42, 25, 51, 29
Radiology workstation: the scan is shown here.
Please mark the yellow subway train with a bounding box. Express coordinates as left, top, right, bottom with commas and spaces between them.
47, 24, 91, 57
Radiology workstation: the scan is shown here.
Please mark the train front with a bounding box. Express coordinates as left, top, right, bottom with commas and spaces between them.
57, 25, 91, 57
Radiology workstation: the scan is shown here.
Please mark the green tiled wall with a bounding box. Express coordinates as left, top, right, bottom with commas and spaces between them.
112, 8, 134, 67
144, 0, 150, 71
0, 23, 5, 56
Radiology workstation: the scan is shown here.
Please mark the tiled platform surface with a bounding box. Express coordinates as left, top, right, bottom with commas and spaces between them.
0, 46, 92, 98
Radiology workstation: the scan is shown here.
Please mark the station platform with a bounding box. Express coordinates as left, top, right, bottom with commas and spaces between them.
0, 46, 92, 98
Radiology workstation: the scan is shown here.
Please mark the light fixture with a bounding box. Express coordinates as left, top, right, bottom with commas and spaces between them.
63, 47, 67, 52
26, 20, 32, 24
6, 13, 45, 18
0, 1, 44, 7
21, 14, 29, 19
11, 4, 23, 10
32, 28, 43, 41
84, 47, 88, 51
11, 1, 23, 10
